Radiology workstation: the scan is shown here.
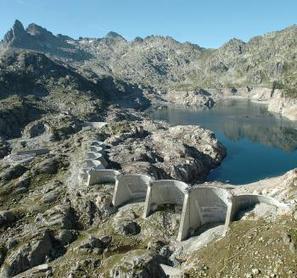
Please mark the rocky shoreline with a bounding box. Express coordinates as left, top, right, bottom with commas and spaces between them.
156, 86, 297, 121
106, 120, 226, 184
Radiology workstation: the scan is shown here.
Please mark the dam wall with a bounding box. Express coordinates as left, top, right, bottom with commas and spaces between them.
229, 194, 287, 221
113, 174, 152, 207
143, 180, 188, 218
79, 135, 288, 241
178, 186, 232, 241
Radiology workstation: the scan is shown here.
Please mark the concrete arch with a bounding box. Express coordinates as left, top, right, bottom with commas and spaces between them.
229, 194, 288, 221
84, 159, 105, 170
85, 122, 107, 129
85, 152, 108, 167
143, 180, 189, 218
178, 186, 232, 241
113, 174, 152, 207
90, 146, 104, 153
90, 140, 105, 147
87, 169, 120, 186
79, 158, 106, 185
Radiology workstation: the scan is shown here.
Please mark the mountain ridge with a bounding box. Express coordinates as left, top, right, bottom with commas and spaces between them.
1, 20, 297, 96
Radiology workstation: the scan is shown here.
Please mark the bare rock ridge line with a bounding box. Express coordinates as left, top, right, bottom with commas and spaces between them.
1, 20, 297, 122
79, 123, 288, 242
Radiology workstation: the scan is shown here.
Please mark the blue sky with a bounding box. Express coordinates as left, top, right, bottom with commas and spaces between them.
0, 0, 296, 48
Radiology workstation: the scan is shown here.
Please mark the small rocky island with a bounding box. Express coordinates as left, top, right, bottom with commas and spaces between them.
0, 21, 296, 277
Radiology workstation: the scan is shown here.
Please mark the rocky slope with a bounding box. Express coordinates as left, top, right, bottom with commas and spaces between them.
0, 48, 152, 139
0, 107, 227, 277
2, 20, 297, 98
2, 20, 297, 120
105, 118, 226, 183
0, 49, 105, 138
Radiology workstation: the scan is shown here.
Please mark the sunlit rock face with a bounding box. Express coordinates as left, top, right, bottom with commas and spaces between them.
107, 121, 226, 183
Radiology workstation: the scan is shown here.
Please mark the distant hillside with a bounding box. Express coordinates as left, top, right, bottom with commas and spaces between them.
0, 47, 151, 138
2, 20, 91, 60
0, 50, 105, 115
0, 50, 107, 138
1, 20, 297, 96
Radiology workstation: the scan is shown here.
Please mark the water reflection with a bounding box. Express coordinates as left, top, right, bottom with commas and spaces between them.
149, 100, 297, 184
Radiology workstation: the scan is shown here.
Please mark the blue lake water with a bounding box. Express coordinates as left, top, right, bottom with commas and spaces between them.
148, 99, 297, 185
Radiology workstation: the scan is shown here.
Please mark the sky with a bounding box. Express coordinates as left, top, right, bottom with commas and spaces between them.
0, 0, 296, 48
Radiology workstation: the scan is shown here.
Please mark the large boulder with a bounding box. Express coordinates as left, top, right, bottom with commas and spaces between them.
115, 220, 141, 236
78, 235, 112, 255
34, 157, 60, 175
2, 230, 65, 277
22, 121, 50, 138
39, 205, 79, 230
0, 210, 17, 228
109, 249, 168, 278
0, 165, 27, 183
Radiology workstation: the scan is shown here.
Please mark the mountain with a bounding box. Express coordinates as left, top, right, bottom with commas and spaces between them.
0, 49, 106, 138
1, 20, 297, 132
0, 47, 150, 138
1, 20, 297, 96
105, 31, 126, 41
2, 20, 92, 60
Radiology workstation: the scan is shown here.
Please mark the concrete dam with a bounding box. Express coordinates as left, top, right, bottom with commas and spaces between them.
79, 137, 288, 242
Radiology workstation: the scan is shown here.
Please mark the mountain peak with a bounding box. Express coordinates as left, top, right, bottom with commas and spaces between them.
26, 23, 52, 36
13, 20, 25, 32
223, 38, 246, 47
105, 31, 126, 41
221, 38, 246, 54
1, 20, 90, 60
3, 20, 27, 44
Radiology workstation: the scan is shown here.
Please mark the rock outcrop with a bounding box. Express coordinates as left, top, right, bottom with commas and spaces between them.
164, 88, 215, 108
268, 95, 297, 121
107, 120, 226, 183
1, 230, 65, 277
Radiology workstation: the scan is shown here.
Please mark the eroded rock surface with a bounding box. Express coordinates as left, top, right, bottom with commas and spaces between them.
107, 120, 226, 183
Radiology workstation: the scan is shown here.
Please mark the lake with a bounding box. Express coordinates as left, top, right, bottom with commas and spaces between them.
148, 99, 297, 185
